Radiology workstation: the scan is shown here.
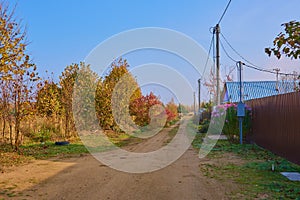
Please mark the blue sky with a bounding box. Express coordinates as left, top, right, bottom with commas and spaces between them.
9, 0, 300, 104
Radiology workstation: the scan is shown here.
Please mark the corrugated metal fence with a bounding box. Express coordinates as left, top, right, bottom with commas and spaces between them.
246, 92, 300, 165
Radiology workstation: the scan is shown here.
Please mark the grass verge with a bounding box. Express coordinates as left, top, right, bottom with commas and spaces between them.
0, 142, 89, 171
0, 124, 180, 170
192, 133, 300, 199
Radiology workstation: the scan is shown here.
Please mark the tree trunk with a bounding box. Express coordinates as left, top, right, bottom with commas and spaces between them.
60, 117, 64, 139
2, 117, 5, 142
14, 120, 20, 151
14, 88, 21, 151
65, 112, 69, 139
9, 124, 13, 147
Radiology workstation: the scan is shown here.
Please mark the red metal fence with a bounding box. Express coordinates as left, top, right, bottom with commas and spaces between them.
246, 92, 300, 165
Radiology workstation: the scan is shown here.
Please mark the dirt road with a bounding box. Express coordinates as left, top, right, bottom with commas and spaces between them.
0, 118, 238, 200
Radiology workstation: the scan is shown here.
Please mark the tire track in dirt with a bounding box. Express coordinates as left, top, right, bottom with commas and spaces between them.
1, 117, 239, 200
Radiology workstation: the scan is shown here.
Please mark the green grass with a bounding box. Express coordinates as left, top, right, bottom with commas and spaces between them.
0, 125, 180, 169
19, 142, 89, 159
0, 140, 110, 170
0, 183, 23, 198
0, 130, 148, 167
192, 135, 300, 199
191, 131, 204, 149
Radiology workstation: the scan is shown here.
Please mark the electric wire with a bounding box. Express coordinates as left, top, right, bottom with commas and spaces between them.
219, 33, 296, 77
202, 34, 214, 79
212, 32, 216, 74
220, 32, 261, 68
243, 63, 295, 76
217, 0, 232, 24
220, 39, 238, 63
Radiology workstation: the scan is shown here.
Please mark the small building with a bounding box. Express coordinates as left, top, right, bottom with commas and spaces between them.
222, 80, 299, 103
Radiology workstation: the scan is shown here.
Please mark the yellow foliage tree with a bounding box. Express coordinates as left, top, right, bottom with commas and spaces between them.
95, 58, 141, 131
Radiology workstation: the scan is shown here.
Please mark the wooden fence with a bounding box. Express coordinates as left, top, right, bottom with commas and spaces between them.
246, 92, 300, 165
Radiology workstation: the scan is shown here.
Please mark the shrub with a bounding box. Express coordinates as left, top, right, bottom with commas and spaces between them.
198, 118, 210, 133
32, 126, 52, 143
212, 103, 251, 143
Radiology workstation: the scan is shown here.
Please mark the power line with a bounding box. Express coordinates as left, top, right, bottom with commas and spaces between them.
243, 63, 276, 74
214, 0, 232, 105
220, 32, 261, 68
243, 63, 295, 76
220, 39, 237, 63
217, 0, 232, 24
202, 34, 214, 79
212, 31, 216, 74
219, 32, 297, 77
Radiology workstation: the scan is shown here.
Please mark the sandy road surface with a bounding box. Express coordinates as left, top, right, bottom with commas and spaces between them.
0, 118, 238, 200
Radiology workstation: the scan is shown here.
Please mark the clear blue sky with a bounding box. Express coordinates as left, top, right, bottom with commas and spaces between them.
9, 0, 300, 104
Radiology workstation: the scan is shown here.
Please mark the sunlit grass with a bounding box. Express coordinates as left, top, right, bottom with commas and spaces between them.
193, 136, 300, 199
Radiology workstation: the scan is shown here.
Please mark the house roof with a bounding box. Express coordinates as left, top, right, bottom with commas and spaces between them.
223, 81, 298, 103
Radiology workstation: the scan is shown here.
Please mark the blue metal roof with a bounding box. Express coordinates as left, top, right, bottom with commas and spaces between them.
223, 81, 298, 103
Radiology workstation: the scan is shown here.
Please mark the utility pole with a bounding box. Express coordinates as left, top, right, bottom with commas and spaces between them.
214, 24, 221, 105
237, 61, 245, 144
193, 92, 196, 115
237, 61, 243, 102
198, 79, 201, 113
273, 68, 280, 91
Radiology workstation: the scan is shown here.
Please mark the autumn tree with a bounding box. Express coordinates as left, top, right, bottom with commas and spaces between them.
11, 58, 38, 149
165, 98, 178, 123
0, 2, 39, 149
265, 20, 300, 59
204, 68, 217, 100
0, 79, 10, 141
72, 63, 99, 132
36, 80, 62, 118
95, 58, 141, 131
0, 3, 26, 80
129, 92, 163, 127
59, 63, 80, 138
